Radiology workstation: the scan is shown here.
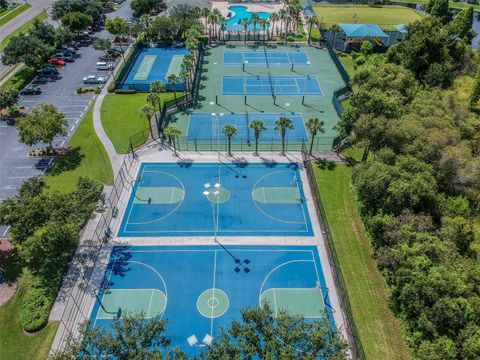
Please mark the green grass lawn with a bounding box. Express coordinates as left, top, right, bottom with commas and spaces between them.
0, 65, 36, 91
311, 159, 410, 360
396, 0, 480, 11
45, 104, 113, 193
101, 92, 177, 153
313, 5, 422, 30
0, 3, 31, 27
0, 9, 48, 51
0, 280, 58, 360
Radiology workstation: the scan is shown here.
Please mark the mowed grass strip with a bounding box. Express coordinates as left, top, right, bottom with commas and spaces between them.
46, 104, 113, 193
0, 281, 58, 360
0, 9, 48, 51
0, 3, 31, 27
312, 160, 410, 360
101, 92, 177, 153
313, 5, 422, 30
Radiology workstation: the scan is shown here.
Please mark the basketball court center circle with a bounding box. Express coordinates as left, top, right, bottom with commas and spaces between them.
197, 288, 229, 318
206, 187, 231, 204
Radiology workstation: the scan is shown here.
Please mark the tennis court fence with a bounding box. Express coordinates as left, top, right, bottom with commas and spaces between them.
301, 147, 366, 360
50, 151, 139, 353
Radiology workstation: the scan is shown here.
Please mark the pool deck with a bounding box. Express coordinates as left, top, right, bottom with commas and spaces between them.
212, 1, 285, 19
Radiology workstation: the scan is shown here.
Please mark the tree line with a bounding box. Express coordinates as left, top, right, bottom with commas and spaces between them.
337, 3, 480, 359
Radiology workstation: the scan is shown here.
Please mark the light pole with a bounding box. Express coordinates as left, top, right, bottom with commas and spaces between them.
203, 182, 221, 243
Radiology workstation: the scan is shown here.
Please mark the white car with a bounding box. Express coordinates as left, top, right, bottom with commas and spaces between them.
97, 62, 114, 70
83, 75, 106, 84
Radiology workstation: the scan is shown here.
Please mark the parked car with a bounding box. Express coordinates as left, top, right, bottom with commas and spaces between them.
47, 58, 66, 66
32, 76, 54, 84
52, 53, 75, 62
60, 46, 77, 54
38, 66, 59, 76
83, 75, 106, 84
97, 62, 114, 70
20, 85, 42, 95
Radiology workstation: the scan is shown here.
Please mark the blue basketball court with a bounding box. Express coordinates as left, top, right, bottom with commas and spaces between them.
186, 113, 308, 142
89, 245, 334, 355
120, 47, 188, 91
224, 50, 311, 66
117, 162, 312, 237
222, 75, 323, 96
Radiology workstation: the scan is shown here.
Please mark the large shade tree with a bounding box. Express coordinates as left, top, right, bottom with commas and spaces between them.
16, 103, 68, 151
131, 0, 166, 17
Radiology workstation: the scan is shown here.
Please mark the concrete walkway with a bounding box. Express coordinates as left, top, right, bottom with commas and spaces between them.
91, 54, 129, 177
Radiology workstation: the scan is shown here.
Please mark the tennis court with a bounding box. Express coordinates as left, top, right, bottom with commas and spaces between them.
119, 47, 188, 91
222, 75, 323, 96
90, 245, 334, 355
187, 113, 307, 142
118, 162, 312, 237
224, 50, 311, 66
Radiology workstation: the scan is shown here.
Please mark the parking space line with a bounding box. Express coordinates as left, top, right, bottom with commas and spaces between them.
70, 125, 75, 131
9, 176, 31, 179
42, 158, 54, 175
2, 226, 10, 237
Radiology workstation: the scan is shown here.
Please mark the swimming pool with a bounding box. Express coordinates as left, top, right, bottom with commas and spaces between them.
225, 5, 270, 31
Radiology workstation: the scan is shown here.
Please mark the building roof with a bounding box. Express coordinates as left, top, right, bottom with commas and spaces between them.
338, 23, 389, 39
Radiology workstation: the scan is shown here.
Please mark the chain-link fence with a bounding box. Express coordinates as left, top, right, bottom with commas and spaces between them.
301, 147, 366, 360
51, 151, 138, 353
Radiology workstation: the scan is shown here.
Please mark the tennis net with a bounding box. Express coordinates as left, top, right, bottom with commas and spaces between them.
264, 46, 275, 97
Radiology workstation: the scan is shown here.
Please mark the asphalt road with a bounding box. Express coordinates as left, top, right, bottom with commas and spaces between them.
0, 0, 56, 80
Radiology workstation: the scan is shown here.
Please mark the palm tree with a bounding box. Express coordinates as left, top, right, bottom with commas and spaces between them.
222, 124, 237, 157
270, 12, 279, 39
201, 8, 210, 32
329, 24, 341, 47
274, 117, 294, 156
306, 16, 318, 44
138, 104, 155, 138
249, 120, 266, 156
163, 126, 182, 157
180, 68, 190, 96
212, 9, 222, 38
242, 18, 250, 43
146, 92, 161, 122
279, 8, 287, 39
305, 117, 325, 156
167, 74, 179, 105
259, 18, 268, 42
251, 13, 260, 41
149, 80, 165, 115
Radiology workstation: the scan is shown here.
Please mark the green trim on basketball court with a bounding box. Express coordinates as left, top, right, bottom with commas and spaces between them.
260, 288, 325, 318
97, 288, 167, 319
133, 187, 185, 204
252, 186, 301, 204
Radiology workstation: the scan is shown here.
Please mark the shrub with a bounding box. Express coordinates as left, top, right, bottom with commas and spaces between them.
20, 280, 55, 332
107, 82, 115, 93
115, 89, 136, 94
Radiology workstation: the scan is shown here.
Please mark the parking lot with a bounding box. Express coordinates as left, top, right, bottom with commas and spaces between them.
0, 1, 132, 237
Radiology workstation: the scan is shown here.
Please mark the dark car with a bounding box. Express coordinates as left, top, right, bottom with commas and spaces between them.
32, 76, 54, 84
52, 53, 75, 62
60, 46, 77, 54
20, 85, 42, 95
38, 66, 59, 76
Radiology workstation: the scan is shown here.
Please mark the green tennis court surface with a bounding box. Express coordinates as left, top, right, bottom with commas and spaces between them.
260, 288, 325, 318
165, 44, 346, 151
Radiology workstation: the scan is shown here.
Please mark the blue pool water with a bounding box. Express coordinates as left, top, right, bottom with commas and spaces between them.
225, 5, 270, 31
